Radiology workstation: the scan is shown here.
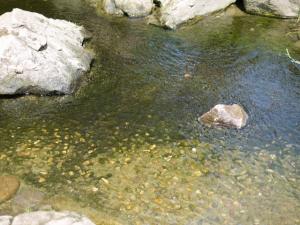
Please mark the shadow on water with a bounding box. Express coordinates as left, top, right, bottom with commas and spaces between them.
0, 1, 299, 224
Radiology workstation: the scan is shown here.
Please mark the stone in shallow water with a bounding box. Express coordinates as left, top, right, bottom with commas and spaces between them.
199, 104, 248, 129
0, 8, 93, 95
0, 176, 20, 204
0, 211, 96, 225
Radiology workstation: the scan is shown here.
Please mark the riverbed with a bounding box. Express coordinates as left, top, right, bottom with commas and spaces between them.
0, 0, 299, 224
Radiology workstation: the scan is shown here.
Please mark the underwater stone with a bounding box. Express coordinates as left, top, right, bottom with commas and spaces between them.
12, 186, 45, 213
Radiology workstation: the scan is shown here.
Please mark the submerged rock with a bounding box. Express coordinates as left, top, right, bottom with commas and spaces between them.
0, 211, 95, 225
103, 0, 153, 17
12, 186, 45, 213
0, 176, 20, 204
149, 0, 236, 29
243, 0, 300, 18
199, 104, 248, 129
0, 8, 93, 95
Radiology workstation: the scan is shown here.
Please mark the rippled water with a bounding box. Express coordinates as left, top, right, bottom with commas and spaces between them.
0, 0, 299, 224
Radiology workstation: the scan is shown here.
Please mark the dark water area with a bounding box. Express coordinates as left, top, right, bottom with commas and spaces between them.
0, 0, 299, 224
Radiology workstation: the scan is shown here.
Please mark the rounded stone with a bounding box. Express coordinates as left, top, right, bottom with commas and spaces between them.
0, 176, 20, 204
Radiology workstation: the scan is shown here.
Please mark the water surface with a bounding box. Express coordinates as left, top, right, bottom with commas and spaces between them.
0, 1, 299, 224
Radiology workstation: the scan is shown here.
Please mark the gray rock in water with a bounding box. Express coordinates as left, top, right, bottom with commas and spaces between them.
199, 104, 248, 129
103, 0, 153, 17
243, 0, 300, 18
149, 0, 236, 29
0, 8, 93, 95
0, 211, 95, 225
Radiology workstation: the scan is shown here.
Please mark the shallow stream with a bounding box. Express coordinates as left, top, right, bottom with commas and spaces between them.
0, 0, 299, 224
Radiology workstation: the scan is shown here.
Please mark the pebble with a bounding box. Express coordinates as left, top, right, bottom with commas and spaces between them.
69, 171, 74, 176
92, 187, 98, 192
184, 73, 192, 79
150, 145, 156, 150
193, 171, 202, 177
125, 158, 131, 163
38, 177, 46, 183
101, 178, 109, 184
39, 171, 48, 176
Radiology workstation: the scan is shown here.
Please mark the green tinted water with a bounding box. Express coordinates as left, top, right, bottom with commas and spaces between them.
0, 0, 299, 224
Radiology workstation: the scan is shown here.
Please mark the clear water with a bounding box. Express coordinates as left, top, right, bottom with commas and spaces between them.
0, 1, 299, 224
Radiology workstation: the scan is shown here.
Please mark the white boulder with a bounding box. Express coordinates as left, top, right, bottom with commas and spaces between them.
103, 0, 154, 17
0, 211, 95, 225
243, 0, 300, 18
0, 8, 93, 95
150, 0, 236, 29
199, 104, 248, 129
0, 216, 12, 225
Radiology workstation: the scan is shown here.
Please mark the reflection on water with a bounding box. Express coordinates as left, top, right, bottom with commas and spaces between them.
0, 0, 299, 224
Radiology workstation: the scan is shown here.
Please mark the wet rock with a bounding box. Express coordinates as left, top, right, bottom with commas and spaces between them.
0, 211, 95, 225
0, 176, 20, 204
149, 0, 235, 29
243, 0, 300, 18
103, 0, 153, 17
0, 8, 93, 95
12, 186, 45, 213
199, 104, 248, 129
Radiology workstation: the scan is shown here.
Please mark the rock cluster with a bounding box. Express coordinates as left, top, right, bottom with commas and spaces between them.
87, 0, 300, 29
0, 8, 93, 95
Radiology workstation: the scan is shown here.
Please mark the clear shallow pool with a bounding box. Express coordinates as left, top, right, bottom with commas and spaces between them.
0, 1, 299, 224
